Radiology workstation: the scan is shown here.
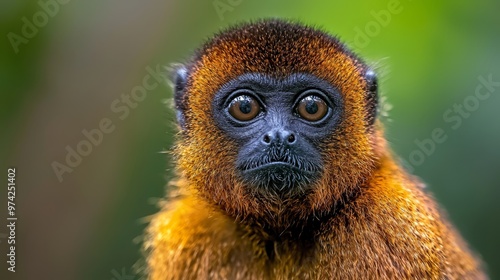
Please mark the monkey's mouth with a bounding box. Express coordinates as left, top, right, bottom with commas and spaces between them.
238, 155, 321, 191
239, 147, 320, 172
241, 160, 317, 174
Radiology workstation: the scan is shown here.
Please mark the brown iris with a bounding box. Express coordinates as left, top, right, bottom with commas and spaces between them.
228, 95, 261, 121
296, 95, 329, 121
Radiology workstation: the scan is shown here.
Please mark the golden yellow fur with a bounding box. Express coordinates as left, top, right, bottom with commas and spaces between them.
144, 19, 485, 279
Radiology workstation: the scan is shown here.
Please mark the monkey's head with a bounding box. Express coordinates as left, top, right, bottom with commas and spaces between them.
172, 19, 383, 232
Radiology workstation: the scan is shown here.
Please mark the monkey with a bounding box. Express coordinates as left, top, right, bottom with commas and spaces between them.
143, 19, 487, 279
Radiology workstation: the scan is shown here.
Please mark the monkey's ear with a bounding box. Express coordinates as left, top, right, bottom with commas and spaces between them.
364, 69, 378, 126
170, 64, 188, 130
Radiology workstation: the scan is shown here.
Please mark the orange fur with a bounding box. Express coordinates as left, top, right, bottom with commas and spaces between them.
144, 19, 486, 279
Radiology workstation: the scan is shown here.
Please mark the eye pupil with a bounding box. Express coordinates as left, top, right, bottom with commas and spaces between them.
305, 101, 318, 114
239, 100, 252, 114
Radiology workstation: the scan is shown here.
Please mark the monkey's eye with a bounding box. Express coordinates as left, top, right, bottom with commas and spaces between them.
228, 95, 261, 121
296, 95, 329, 122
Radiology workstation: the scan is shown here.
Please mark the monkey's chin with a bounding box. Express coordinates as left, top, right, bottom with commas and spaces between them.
240, 162, 317, 193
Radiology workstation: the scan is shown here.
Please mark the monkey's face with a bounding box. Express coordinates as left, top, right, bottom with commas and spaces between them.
173, 20, 381, 223
212, 73, 342, 193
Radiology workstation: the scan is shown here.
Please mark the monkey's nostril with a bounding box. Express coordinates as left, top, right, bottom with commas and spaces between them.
287, 134, 296, 143
263, 134, 271, 143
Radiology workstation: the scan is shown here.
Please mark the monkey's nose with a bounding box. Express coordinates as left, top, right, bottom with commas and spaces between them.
262, 129, 296, 146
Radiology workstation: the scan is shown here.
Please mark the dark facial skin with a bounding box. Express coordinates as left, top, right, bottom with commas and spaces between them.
212, 73, 344, 194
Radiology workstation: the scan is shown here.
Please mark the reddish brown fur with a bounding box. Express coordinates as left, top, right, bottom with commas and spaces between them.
144, 19, 486, 279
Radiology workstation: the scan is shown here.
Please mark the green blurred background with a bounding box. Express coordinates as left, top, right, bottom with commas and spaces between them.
1, 0, 499, 279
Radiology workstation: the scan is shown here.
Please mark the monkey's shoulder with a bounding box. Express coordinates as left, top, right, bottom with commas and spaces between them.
146, 195, 265, 279
148, 195, 240, 248
316, 164, 485, 279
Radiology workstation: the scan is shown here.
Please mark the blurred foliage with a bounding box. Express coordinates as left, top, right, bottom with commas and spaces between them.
1, 0, 499, 279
